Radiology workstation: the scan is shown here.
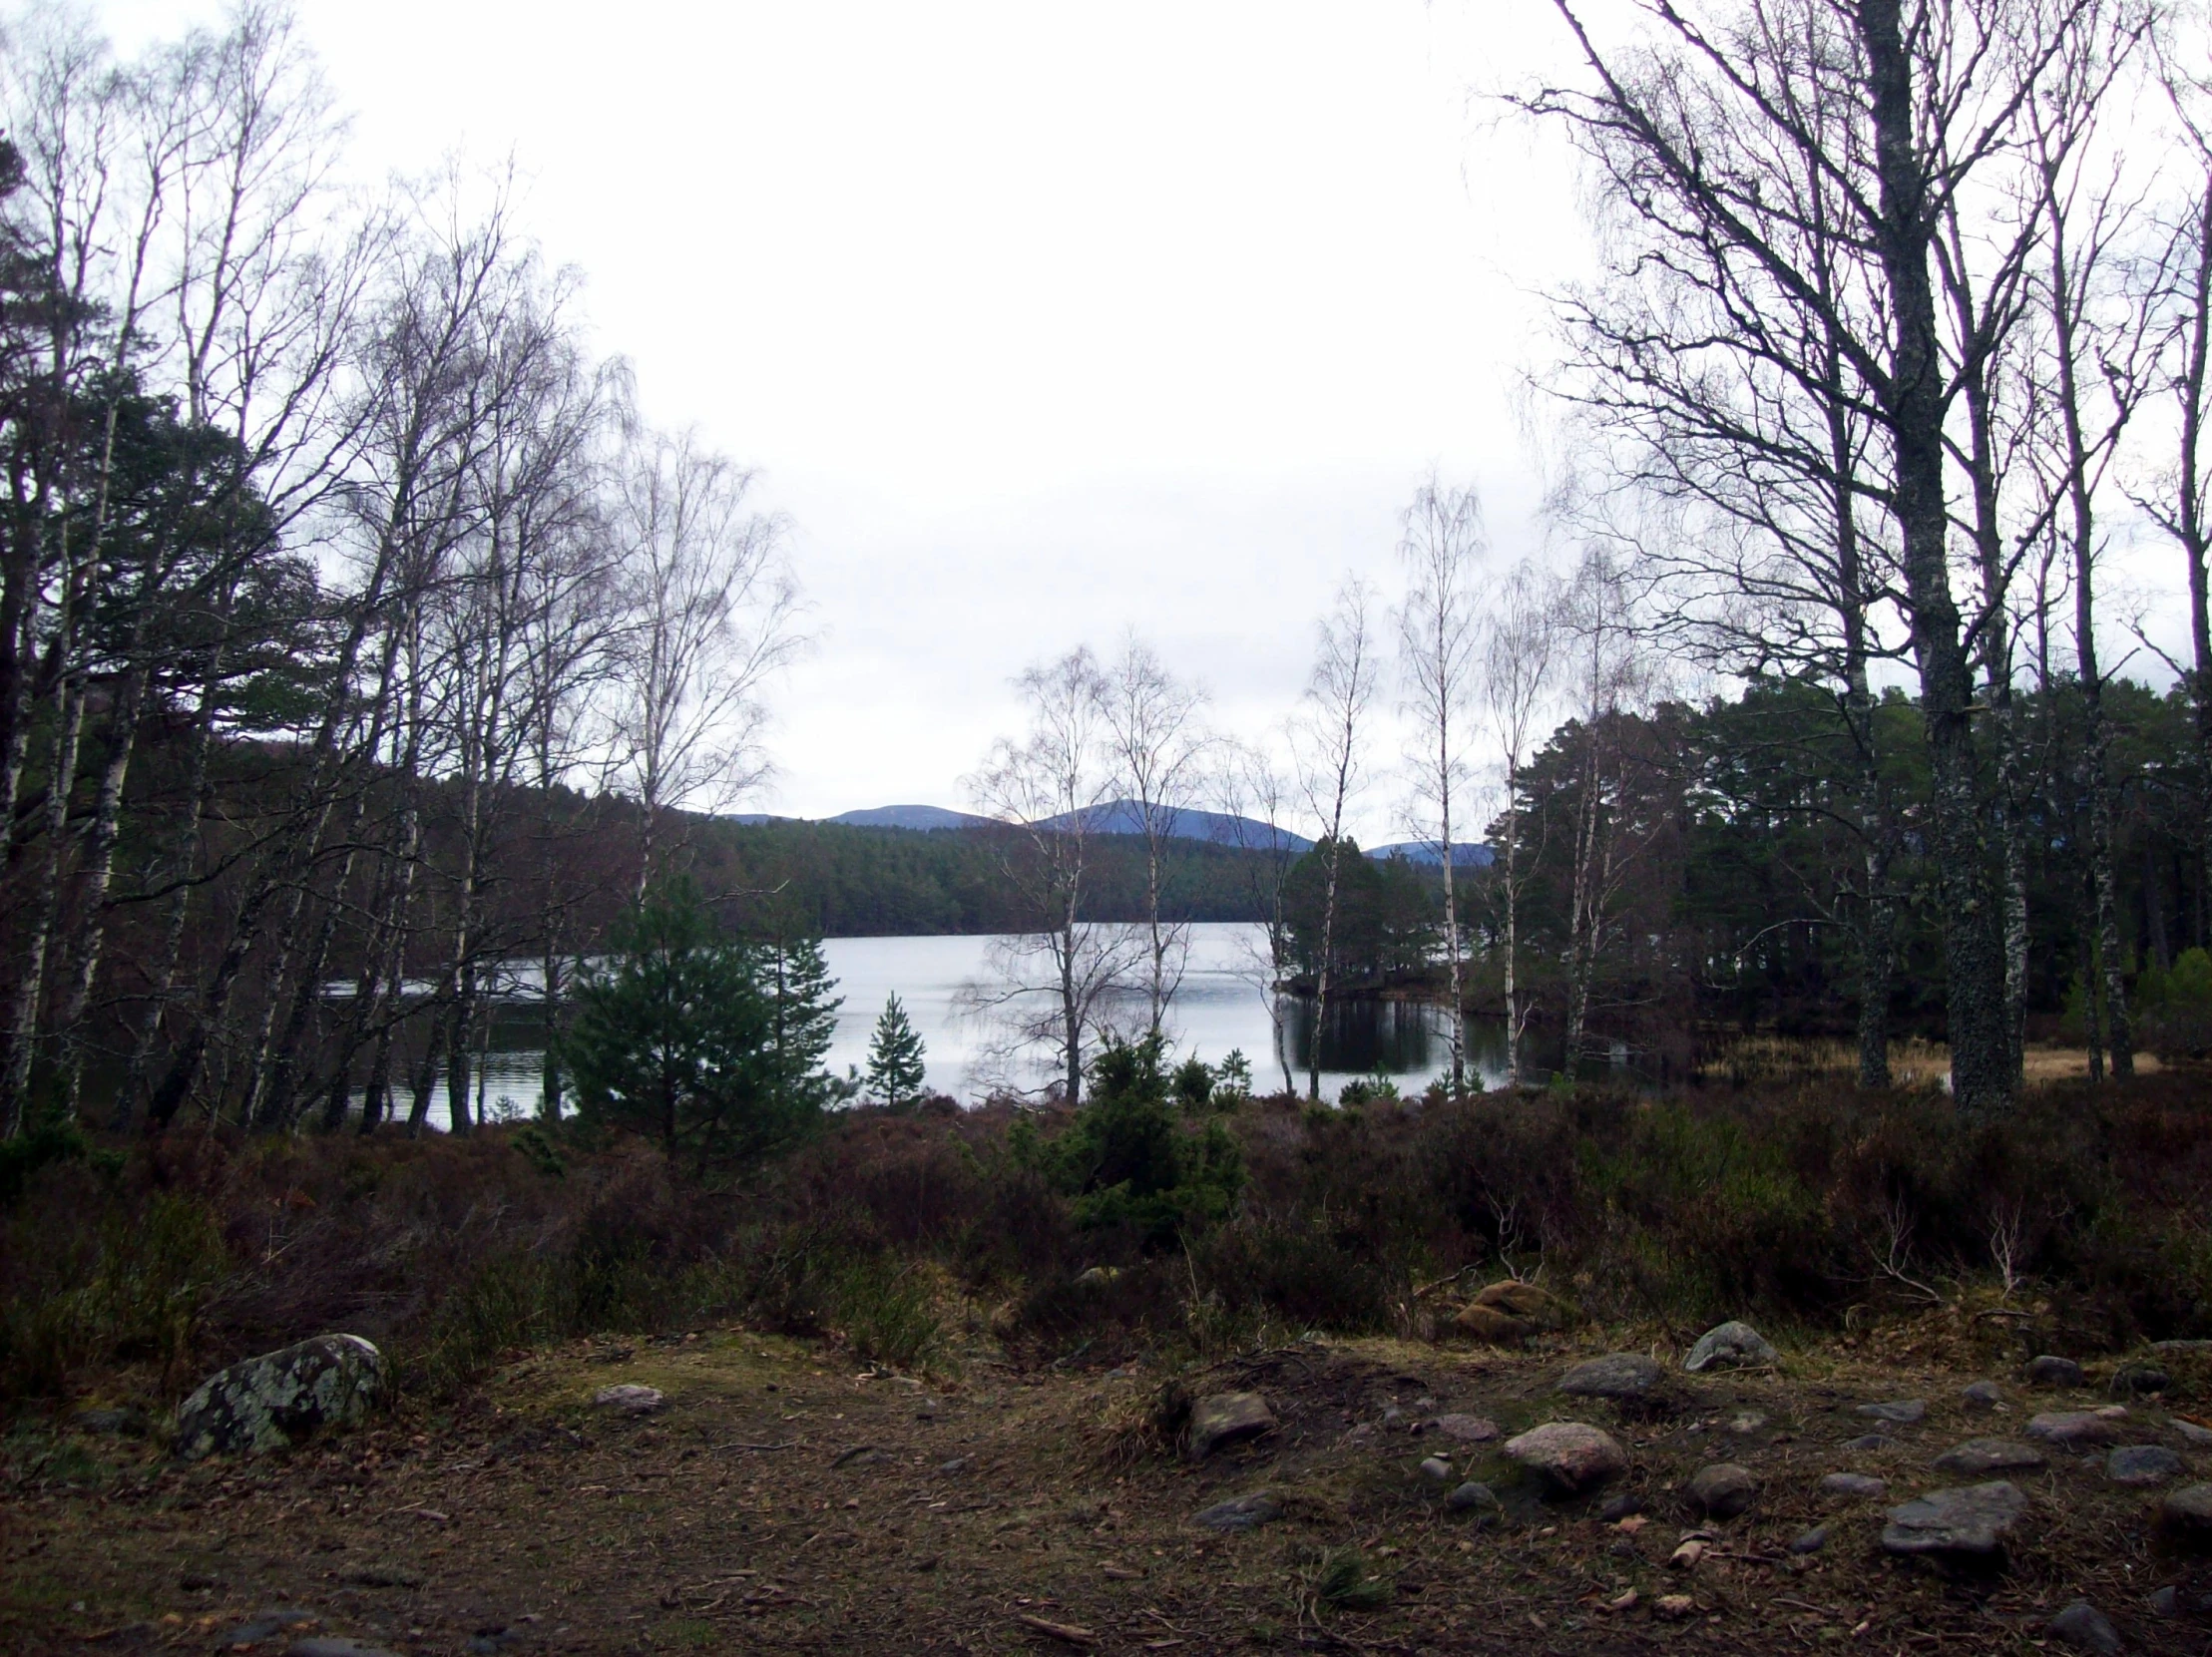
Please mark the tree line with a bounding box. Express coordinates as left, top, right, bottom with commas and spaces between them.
0, 3, 801, 1140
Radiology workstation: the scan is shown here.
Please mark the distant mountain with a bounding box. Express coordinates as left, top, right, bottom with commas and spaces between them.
1033, 800, 1312, 853
1367, 839, 1496, 869
825, 804, 991, 831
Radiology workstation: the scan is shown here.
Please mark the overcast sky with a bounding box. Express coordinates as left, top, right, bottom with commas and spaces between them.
89, 0, 1589, 840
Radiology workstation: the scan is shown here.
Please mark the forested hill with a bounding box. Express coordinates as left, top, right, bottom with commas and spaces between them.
679, 817, 1281, 936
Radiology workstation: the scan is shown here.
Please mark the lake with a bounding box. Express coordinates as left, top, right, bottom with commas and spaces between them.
392, 922, 1511, 1128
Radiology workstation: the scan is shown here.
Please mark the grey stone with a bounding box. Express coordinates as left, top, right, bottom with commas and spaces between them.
1599, 1492, 1645, 1521
2157, 1482, 2212, 1539
1503, 1421, 1630, 1493
1557, 1353, 1663, 1400
291, 1642, 402, 1657
937, 1455, 971, 1474
1686, 1462, 1758, 1519
2113, 1366, 2171, 1397
2107, 1445, 2185, 1486
1429, 1413, 1499, 1443
2027, 1410, 2126, 1450
174, 1337, 384, 1460
1932, 1439, 2046, 1476
1879, 1481, 2028, 1563
1446, 1480, 1499, 1515
1186, 1392, 1275, 1460
1419, 1455, 1452, 1481
1073, 1266, 1120, 1289
1788, 1525, 1829, 1555
2153, 1340, 2212, 1355
2046, 1601, 2122, 1656
1818, 1471, 1887, 1498
1843, 1433, 1897, 1452
1683, 1321, 1779, 1374
1962, 1381, 2003, 1411
594, 1384, 664, 1415
215, 1610, 319, 1644
1192, 1489, 1282, 1532
2027, 1355, 2085, 1387
2174, 1419, 2212, 1449
1857, 1399, 1927, 1425
2149, 1584, 2179, 1617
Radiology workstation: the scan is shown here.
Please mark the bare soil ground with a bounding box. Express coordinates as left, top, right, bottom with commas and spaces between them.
6, 1326, 2210, 1656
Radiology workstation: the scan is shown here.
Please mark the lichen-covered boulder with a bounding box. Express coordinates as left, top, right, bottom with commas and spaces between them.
174, 1335, 385, 1459
1185, 1392, 1275, 1460
1683, 1321, 1779, 1374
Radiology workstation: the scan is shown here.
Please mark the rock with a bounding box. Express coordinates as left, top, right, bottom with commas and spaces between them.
1843, 1433, 1897, 1452
1726, 1412, 1768, 1435
1818, 1472, 1887, 1498
2027, 1355, 2085, 1387
70, 1405, 150, 1438
1685, 1462, 1758, 1519
1419, 1455, 1452, 1481
214, 1609, 319, 1644
1557, 1353, 1663, 1400
937, 1455, 971, 1474
2027, 1410, 2126, 1450
1683, 1320, 1779, 1373
1474, 1279, 1559, 1318
1599, 1492, 1645, 1521
1186, 1393, 1275, 1460
1789, 1525, 1829, 1555
1502, 1421, 1629, 1494
2162, 1483, 2212, 1542
1654, 1594, 1697, 1621
2113, 1366, 2171, 1397
1073, 1266, 1121, 1289
2153, 1339, 2212, 1355
594, 1384, 664, 1415
1191, 1490, 1282, 1532
1381, 1406, 1406, 1431
1932, 1439, 2046, 1476
292, 1641, 403, 1657
831, 1446, 888, 1468
1429, 1413, 1499, 1443
1962, 1381, 2003, 1411
1447, 1480, 1499, 1514
1857, 1399, 1927, 1425
2046, 1601, 2122, 1656
2173, 1419, 2212, 1449
1451, 1303, 1535, 1344
174, 1336, 385, 1460
2107, 1445, 2185, 1486
1880, 1481, 2027, 1564
2149, 1584, 2179, 1617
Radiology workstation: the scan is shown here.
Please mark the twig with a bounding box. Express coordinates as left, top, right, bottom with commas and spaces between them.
1013, 1612, 1097, 1644
712, 1440, 796, 1452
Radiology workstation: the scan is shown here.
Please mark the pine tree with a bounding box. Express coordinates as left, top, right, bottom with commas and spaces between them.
864, 993, 928, 1108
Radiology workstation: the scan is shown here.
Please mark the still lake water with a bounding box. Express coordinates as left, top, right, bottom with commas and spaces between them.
410, 922, 1511, 1128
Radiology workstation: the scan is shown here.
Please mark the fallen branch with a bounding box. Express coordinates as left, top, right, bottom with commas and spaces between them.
1013, 1612, 1097, 1644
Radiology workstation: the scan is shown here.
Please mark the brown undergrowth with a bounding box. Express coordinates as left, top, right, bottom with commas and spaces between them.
2, 1070, 2210, 1428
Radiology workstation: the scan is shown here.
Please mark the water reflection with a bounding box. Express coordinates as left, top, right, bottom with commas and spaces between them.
344, 922, 1518, 1128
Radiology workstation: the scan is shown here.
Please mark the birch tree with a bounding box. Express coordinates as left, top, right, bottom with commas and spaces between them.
1291, 578, 1378, 1101
1394, 478, 1485, 1095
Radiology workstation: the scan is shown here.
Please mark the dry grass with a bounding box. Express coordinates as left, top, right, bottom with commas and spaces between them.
1700, 1034, 2165, 1087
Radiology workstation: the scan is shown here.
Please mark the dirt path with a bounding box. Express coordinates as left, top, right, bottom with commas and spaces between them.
6, 1331, 2210, 1654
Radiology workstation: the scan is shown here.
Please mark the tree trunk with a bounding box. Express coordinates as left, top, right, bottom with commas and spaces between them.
1859, 0, 2012, 1117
